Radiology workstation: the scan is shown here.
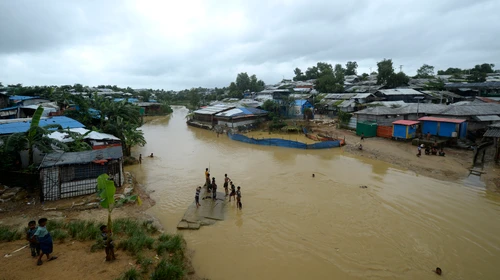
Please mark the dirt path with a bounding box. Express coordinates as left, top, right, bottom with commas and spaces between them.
308, 121, 500, 191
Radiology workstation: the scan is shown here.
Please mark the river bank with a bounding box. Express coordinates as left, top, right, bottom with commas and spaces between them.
0, 172, 202, 280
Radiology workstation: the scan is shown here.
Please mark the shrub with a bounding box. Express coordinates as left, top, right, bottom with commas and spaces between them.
118, 268, 141, 280
46, 219, 65, 231
156, 234, 183, 256
0, 225, 21, 242
65, 220, 100, 241
150, 259, 184, 280
117, 233, 155, 256
51, 229, 69, 242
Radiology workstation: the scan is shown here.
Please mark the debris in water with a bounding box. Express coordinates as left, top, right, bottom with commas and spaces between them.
359, 186, 368, 189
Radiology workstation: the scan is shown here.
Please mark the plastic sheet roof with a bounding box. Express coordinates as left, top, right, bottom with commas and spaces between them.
0, 116, 85, 135
48, 128, 120, 142
194, 104, 235, 115
39, 146, 123, 168
8, 95, 41, 101
392, 120, 420, 125
418, 117, 466, 124
215, 107, 268, 118
377, 89, 424, 96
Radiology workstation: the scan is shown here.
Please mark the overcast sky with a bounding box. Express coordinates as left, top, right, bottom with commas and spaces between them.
1, 0, 499, 90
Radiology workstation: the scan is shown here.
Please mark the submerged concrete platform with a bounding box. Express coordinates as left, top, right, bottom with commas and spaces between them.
177, 187, 227, 230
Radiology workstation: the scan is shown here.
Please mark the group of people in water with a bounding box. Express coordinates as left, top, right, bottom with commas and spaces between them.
195, 168, 242, 209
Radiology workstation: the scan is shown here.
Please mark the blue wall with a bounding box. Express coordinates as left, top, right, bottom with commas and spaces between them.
422, 121, 438, 135
393, 124, 407, 138
439, 122, 457, 137
460, 122, 467, 138
408, 125, 417, 138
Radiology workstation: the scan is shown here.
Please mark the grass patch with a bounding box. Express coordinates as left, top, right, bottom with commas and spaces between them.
90, 238, 105, 252
142, 221, 158, 234
117, 268, 141, 280
150, 259, 184, 280
135, 255, 153, 274
0, 225, 21, 242
156, 234, 183, 256
117, 233, 155, 256
46, 219, 65, 231
51, 228, 69, 242
65, 220, 100, 241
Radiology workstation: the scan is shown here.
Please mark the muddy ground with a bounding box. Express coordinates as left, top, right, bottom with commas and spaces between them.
307, 119, 500, 192
0, 173, 200, 280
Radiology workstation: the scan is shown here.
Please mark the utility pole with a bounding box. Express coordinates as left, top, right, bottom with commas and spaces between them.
399, 65, 403, 73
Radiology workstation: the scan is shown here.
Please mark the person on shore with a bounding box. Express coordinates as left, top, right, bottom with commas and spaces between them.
205, 168, 210, 190
26, 221, 40, 258
100, 225, 116, 261
148, 153, 154, 158
211, 177, 217, 200
358, 143, 363, 151
439, 148, 446, 156
236, 186, 242, 209
229, 182, 236, 202
139, 154, 142, 164
433, 267, 442, 275
417, 144, 423, 157
360, 133, 365, 141
32, 218, 57, 266
224, 174, 230, 196
426, 132, 431, 141
195, 186, 201, 208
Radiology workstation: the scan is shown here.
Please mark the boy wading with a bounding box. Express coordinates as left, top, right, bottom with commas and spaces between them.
236, 186, 242, 210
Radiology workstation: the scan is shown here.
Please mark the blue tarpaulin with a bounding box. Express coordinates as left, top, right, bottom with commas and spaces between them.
0, 116, 85, 135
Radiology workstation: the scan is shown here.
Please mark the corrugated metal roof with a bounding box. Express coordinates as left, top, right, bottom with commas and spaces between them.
484, 127, 500, 137
215, 107, 268, 118
393, 120, 420, 125
0, 116, 85, 135
473, 115, 500, 121
194, 104, 235, 115
418, 117, 466, 123
324, 93, 355, 100
377, 89, 424, 96
48, 128, 120, 142
355, 106, 397, 115
339, 99, 355, 108
439, 103, 500, 116
39, 146, 123, 168
353, 93, 374, 99
445, 82, 500, 89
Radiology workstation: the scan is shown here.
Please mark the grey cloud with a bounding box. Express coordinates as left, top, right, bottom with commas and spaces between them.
0, 0, 499, 90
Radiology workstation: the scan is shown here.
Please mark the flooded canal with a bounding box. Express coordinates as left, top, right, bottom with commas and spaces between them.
127, 107, 500, 280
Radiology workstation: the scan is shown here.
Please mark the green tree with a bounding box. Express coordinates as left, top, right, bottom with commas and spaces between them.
305, 66, 319, 79
5, 106, 66, 166
249, 74, 265, 92
376, 59, 394, 85
360, 73, 369, 81
314, 63, 344, 93
188, 89, 200, 108
293, 68, 306, 81
345, 61, 358, 75
236, 72, 251, 92
386, 72, 410, 88
424, 78, 445, 90
415, 64, 435, 78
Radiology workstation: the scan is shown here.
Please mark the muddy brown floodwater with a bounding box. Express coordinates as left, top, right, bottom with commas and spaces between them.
127, 106, 500, 280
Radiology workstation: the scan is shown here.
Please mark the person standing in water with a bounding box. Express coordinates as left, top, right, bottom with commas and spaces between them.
229, 182, 236, 202
236, 186, 242, 209
223, 174, 230, 196
139, 154, 142, 164
195, 186, 201, 208
211, 177, 217, 200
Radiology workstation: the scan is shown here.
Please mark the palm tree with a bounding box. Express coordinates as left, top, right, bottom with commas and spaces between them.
5, 106, 67, 166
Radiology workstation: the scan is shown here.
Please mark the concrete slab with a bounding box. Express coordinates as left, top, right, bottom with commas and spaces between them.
177, 187, 227, 230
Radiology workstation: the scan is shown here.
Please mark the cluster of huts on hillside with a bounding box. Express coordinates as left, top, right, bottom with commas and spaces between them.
0, 108, 124, 202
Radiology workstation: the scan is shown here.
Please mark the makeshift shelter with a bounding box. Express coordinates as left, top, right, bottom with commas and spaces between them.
418, 117, 467, 139
484, 122, 500, 163
356, 121, 377, 137
392, 120, 420, 140
215, 107, 268, 128
39, 146, 123, 201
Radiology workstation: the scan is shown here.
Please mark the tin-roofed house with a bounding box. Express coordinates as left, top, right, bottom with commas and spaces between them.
392, 120, 420, 140
215, 107, 268, 128
39, 146, 123, 201
418, 117, 467, 139
483, 122, 500, 163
